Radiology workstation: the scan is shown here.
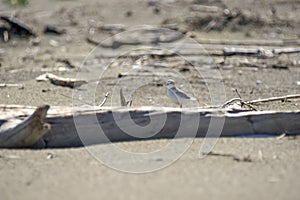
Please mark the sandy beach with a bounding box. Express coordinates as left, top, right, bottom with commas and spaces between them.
1, 137, 300, 200
0, 0, 299, 199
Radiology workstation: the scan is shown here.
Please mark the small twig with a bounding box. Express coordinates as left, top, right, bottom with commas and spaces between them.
246, 94, 300, 104
234, 88, 242, 99
99, 92, 109, 107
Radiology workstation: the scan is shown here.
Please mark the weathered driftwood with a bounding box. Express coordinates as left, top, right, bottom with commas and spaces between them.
0, 105, 50, 148
0, 105, 299, 148
36, 73, 87, 88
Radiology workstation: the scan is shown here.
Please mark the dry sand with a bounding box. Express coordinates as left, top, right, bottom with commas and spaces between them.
1, 137, 300, 200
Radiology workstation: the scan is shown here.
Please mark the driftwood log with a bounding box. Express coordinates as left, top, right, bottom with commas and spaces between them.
0, 105, 299, 148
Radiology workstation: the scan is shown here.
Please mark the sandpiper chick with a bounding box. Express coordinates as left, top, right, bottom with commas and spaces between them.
165, 79, 196, 107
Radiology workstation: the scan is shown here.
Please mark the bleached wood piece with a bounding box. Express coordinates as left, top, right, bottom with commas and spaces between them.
36, 73, 87, 88
0, 105, 50, 148
0, 105, 299, 148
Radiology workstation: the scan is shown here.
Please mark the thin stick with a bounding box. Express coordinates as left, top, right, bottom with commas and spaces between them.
234, 88, 242, 99
246, 94, 300, 104
99, 92, 109, 107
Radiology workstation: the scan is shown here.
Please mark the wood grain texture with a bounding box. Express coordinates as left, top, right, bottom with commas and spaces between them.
1, 105, 299, 148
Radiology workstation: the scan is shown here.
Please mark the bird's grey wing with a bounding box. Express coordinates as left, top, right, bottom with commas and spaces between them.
174, 88, 191, 99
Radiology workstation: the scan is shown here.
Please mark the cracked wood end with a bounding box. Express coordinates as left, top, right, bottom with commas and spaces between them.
0, 105, 50, 148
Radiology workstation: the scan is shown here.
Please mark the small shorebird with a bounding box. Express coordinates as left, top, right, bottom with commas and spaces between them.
165, 79, 196, 107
